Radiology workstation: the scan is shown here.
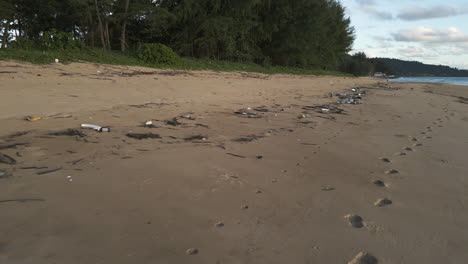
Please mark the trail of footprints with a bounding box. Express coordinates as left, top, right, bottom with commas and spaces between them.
344, 115, 445, 263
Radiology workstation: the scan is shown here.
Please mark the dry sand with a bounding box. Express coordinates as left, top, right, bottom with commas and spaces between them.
1, 61, 468, 264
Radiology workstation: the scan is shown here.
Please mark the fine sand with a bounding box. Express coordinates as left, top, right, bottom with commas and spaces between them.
1, 61, 468, 264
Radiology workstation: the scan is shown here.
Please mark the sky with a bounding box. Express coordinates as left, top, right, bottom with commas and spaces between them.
340, 0, 468, 69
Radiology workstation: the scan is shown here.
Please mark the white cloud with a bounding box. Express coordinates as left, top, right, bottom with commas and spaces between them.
356, 0, 376, 6
397, 5, 468, 21
360, 7, 393, 20
393, 27, 468, 44
397, 46, 439, 58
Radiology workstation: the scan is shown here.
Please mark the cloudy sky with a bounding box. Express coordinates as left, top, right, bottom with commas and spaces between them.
340, 0, 468, 69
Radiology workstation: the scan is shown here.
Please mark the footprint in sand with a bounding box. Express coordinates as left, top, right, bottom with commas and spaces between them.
379, 157, 391, 163
372, 180, 386, 187
348, 252, 378, 264
344, 214, 364, 228
214, 221, 225, 228
413, 143, 423, 147
394, 152, 407, 156
402, 147, 413, 152
374, 198, 392, 207
384, 169, 399, 175
186, 248, 199, 255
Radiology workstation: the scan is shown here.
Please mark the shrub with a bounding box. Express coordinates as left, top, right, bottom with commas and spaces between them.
39, 30, 85, 50
10, 30, 84, 51
136, 43, 180, 65
10, 36, 35, 50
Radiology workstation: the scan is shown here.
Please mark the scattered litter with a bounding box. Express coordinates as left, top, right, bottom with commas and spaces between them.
0, 170, 10, 179
0, 153, 16, 165
55, 58, 60, 63
126, 133, 161, 140
339, 97, 361, 104
298, 113, 311, 119
234, 107, 262, 118
348, 252, 378, 264
180, 114, 195, 120
0, 198, 45, 203
337, 88, 366, 104
256, 156, 264, 160
81, 124, 111, 132
143, 120, 158, 128
20, 166, 48, 170
37, 167, 63, 175
25, 116, 42, 122
45, 114, 73, 119
253, 106, 269, 112
233, 135, 264, 143
186, 248, 199, 255
49, 129, 87, 137
166, 118, 182, 126
344, 214, 363, 228
128, 102, 161, 108
196, 123, 209, 128
321, 186, 336, 191
374, 198, 392, 207
7, 131, 30, 138
226, 153, 246, 158
303, 104, 345, 114
184, 135, 207, 141
71, 158, 84, 165
66, 175, 73, 182
0, 143, 29, 150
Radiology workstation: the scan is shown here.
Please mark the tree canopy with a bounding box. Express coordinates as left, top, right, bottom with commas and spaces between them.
0, 0, 355, 68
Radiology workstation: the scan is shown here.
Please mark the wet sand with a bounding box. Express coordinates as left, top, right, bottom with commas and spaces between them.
1, 61, 468, 263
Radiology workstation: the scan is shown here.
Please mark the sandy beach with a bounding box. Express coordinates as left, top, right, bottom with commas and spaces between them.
1, 61, 468, 264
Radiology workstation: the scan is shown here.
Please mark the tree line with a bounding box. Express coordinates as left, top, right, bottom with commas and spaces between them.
372, 58, 468, 77
340, 53, 468, 77
0, 0, 355, 68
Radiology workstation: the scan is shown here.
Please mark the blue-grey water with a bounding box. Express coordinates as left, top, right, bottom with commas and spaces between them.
390, 77, 468, 86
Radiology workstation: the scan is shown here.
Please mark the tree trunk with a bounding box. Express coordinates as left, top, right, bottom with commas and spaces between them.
104, 20, 111, 50
88, 12, 95, 47
18, 19, 22, 37
120, 0, 130, 52
94, 0, 107, 49
1, 21, 10, 48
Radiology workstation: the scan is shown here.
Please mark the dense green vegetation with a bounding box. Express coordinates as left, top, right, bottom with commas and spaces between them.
0, 0, 355, 72
0, 47, 350, 76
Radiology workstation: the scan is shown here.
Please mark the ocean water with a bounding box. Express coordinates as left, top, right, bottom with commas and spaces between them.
390, 77, 468, 86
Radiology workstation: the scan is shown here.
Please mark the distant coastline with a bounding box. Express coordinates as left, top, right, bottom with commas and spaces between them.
390, 77, 468, 86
